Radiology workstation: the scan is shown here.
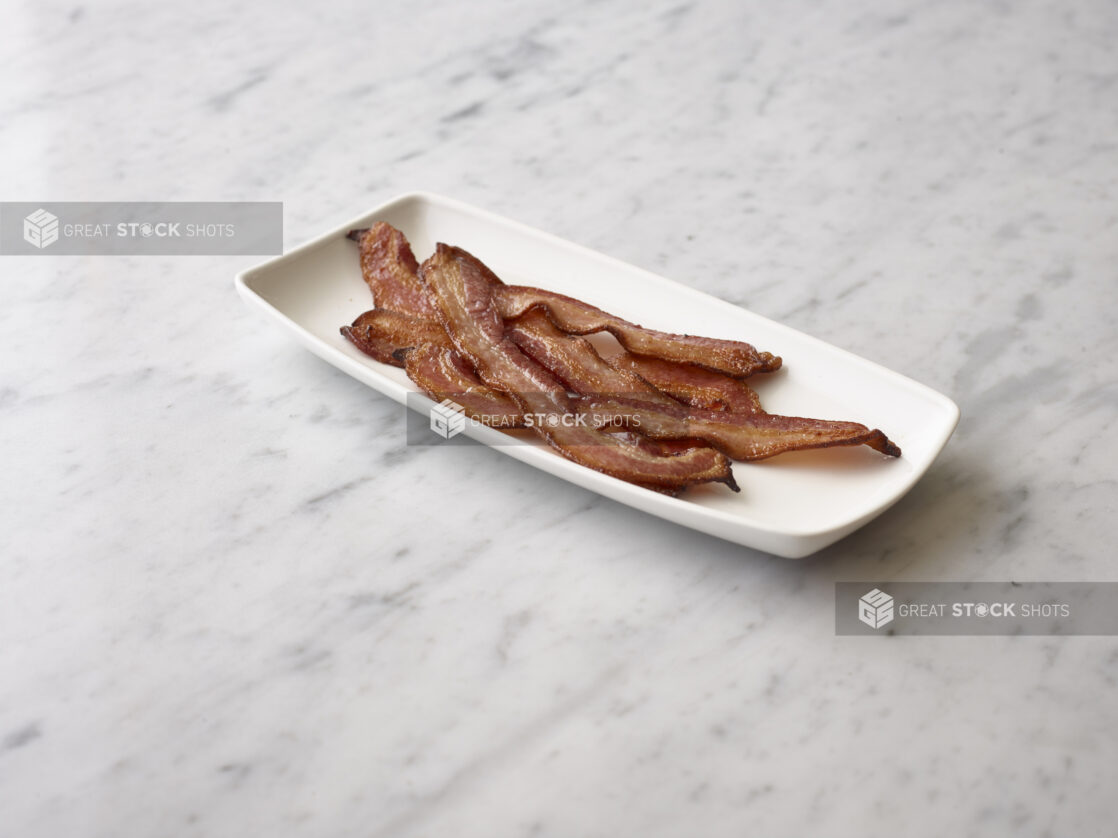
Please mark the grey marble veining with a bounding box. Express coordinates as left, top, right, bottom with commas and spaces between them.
2, 0, 1117, 836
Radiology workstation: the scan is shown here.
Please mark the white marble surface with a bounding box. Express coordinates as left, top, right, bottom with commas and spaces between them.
2, 0, 1117, 835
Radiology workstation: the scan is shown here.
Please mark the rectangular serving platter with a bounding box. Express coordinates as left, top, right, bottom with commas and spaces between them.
234, 192, 959, 558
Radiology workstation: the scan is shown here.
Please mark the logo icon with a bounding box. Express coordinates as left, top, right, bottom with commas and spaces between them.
858, 588, 894, 629
24, 208, 59, 249
430, 398, 467, 439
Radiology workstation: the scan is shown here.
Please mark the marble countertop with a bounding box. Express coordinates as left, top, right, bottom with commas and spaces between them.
3, 1, 1116, 835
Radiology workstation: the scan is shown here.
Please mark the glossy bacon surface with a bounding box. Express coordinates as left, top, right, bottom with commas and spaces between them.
508, 309, 900, 460
341, 309, 448, 366
340, 223, 901, 492
347, 224, 780, 377
582, 397, 901, 461
495, 286, 781, 377
607, 353, 764, 414
418, 243, 739, 491
349, 223, 437, 317
402, 343, 526, 428
507, 310, 679, 407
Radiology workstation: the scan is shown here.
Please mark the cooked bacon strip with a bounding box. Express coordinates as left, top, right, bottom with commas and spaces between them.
614, 434, 710, 497
509, 310, 900, 460
584, 397, 900, 460
508, 308, 763, 413
495, 286, 781, 377
402, 343, 525, 428
419, 243, 738, 491
607, 353, 764, 414
507, 309, 679, 407
347, 225, 779, 377
341, 309, 448, 366
341, 308, 523, 427
348, 223, 437, 317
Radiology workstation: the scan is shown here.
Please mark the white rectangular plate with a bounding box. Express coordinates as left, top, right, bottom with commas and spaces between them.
235, 192, 958, 558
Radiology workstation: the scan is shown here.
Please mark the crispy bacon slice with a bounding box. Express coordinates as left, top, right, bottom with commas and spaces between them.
506, 309, 679, 407
606, 353, 764, 414
341, 309, 448, 366
402, 343, 525, 428
348, 223, 437, 317
418, 243, 739, 491
495, 286, 781, 377
583, 397, 901, 460
508, 308, 764, 413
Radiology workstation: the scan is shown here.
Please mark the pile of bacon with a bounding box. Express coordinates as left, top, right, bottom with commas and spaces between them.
341, 222, 900, 495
